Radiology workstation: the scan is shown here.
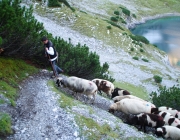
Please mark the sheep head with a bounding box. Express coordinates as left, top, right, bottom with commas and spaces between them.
108, 103, 118, 114
155, 127, 164, 137
56, 77, 63, 87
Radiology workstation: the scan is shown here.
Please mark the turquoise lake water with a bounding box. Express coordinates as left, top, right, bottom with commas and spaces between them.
130, 16, 180, 67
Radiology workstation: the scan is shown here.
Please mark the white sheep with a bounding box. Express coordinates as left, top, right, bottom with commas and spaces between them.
111, 87, 131, 98
155, 125, 180, 139
112, 95, 156, 108
153, 111, 180, 129
128, 113, 165, 133
92, 78, 114, 97
158, 106, 180, 120
56, 76, 98, 104
108, 98, 158, 115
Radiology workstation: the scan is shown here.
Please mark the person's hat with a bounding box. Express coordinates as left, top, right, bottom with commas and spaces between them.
41, 36, 47, 41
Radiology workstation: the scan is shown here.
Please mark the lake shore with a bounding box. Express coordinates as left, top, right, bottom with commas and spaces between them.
127, 12, 180, 29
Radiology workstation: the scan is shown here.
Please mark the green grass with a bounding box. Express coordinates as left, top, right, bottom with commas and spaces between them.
0, 57, 38, 106
0, 113, 13, 137
48, 80, 79, 109
134, 0, 180, 19
75, 115, 120, 140
114, 81, 149, 100
0, 57, 39, 137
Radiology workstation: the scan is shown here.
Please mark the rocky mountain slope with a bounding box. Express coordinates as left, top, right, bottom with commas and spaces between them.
32, 0, 180, 95
6, 70, 163, 140
4, 0, 180, 139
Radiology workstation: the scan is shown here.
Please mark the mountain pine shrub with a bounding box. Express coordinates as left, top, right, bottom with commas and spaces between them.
110, 17, 118, 22
107, 26, 112, 30
142, 58, 149, 62
120, 7, 130, 16
130, 47, 134, 51
114, 11, 120, 15
53, 37, 115, 82
133, 56, 139, 60
140, 48, 144, 52
132, 14, 136, 18
153, 75, 162, 83
0, 0, 114, 82
151, 86, 180, 110
129, 35, 149, 44
0, 0, 46, 58
48, 0, 61, 7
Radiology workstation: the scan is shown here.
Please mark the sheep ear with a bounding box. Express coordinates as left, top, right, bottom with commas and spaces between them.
151, 107, 158, 113
114, 100, 118, 103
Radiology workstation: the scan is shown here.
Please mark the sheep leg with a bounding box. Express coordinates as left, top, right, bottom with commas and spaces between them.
83, 95, 88, 104
77, 93, 81, 101
143, 125, 147, 133
85, 95, 94, 104
74, 92, 79, 100
91, 94, 95, 104
98, 90, 102, 95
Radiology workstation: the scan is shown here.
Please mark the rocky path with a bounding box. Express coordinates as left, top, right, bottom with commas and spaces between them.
4, 70, 164, 140
6, 71, 79, 140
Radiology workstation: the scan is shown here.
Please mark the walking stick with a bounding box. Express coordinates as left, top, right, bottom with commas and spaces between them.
47, 53, 57, 77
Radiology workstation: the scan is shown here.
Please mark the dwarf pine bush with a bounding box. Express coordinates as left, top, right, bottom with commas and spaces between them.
133, 56, 139, 60
153, 75, 162, 83
151, 86, 180, 110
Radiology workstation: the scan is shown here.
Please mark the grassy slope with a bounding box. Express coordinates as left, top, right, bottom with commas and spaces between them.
134, 0, 180, 18
0, 57, 38, 106
0, 57, 38, 136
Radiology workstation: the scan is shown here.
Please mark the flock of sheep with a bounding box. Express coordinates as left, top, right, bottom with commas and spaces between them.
56, 76, 180, 140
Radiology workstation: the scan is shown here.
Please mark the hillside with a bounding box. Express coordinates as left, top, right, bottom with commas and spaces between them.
32, 0, 180, 97
2, 0, 180, 139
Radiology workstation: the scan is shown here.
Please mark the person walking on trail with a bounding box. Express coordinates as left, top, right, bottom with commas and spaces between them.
41, 36, 64, 78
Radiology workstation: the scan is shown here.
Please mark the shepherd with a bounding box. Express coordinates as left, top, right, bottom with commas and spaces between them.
41, 36, 64, 78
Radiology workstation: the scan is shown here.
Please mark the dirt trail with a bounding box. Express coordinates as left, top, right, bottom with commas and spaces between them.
6, 71, 79, 140
3, 70, 162, 140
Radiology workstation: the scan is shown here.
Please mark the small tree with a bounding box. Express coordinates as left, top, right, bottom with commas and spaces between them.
53, 37, 115, 82
132, 14, 136, 18
0, 0, 46, 58
48, 0, 61, 7
132, 56, 139, 60
140, 48, 144, 52
153, 75, 162, 83
110, 17, 118, 22
120, 7, 130, 16
107, 25, 112, 30
130, 47, 134, 51
114, 11, 120, 15
142, 58, 149, 62
151, 86, 180, 110
129, 35, 149, 44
